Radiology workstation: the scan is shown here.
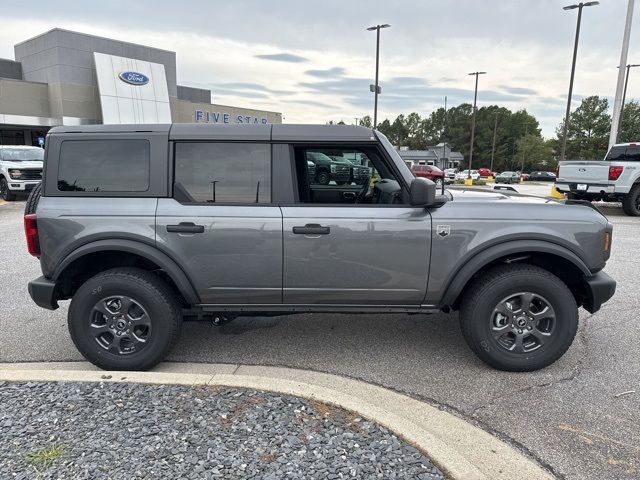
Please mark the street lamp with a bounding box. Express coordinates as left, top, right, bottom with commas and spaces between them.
618, 63, 640, 131
367, 24, 390, 129
560, 1, 599, 161
467, 71, 486, 179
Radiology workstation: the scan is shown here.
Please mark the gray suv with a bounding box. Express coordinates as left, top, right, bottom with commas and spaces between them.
25, 124, 616, 372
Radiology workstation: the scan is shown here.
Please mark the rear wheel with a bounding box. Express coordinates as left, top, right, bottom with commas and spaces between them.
0, 177, 16, 201
68, 268, 182, 371
621, 184, 640, 216
460, 264, 578, 372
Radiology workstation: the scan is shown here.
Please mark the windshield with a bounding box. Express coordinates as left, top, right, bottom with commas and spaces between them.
0, 147, 44, 162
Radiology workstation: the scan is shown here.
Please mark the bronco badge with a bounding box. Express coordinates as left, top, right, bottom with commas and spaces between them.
436, 225, 451, 237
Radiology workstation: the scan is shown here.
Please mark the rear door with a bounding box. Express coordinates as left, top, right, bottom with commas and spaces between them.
281, 144, 432, 305
156, 141, 282, 305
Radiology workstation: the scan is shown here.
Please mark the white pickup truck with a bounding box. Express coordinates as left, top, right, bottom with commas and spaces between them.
555, 142, 640, 216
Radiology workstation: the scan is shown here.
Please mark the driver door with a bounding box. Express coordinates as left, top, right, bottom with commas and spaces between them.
281, 144, 432, 305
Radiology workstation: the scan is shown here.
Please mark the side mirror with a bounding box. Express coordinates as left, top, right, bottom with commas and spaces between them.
410, 177, 436, 207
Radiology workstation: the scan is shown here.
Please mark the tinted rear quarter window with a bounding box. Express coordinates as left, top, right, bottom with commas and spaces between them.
174, 143, 271, 203
58, 139, 150, 192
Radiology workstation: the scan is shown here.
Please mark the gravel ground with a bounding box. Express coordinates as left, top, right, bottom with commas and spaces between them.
0, 381, 445, 480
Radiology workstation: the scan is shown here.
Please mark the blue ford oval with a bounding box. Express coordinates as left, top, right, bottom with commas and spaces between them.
118, 71, 149, 85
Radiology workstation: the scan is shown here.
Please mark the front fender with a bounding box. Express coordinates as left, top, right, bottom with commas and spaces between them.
431, 239, 591, 307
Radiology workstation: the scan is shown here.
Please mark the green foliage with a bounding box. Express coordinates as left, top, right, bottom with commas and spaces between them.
557, 95, 611, 160
26, 444, 65, 471
619, 100, 640, 143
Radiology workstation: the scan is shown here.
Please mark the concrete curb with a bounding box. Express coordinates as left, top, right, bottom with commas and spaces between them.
0, 362, 553, 480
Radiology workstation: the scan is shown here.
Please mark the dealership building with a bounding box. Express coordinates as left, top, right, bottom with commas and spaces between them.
0, 28, 282, 146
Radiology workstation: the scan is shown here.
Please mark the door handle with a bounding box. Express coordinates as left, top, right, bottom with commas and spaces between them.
292, 224, 330, 235
166, 222, 205, 233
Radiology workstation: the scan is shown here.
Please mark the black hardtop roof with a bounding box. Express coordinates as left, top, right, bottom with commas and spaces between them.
49, 123, 377, 142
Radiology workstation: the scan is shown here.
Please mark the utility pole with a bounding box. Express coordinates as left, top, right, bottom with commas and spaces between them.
561, 1, 600, 161
467, 71, 486, 179
520, 123, 528, 177
442, 96, 447, 170
367, 24, 390, 129
490, 113, 498, 173
610, 0, 635, 148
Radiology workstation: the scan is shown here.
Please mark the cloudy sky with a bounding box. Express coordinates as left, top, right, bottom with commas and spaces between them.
0, 0, 637, 137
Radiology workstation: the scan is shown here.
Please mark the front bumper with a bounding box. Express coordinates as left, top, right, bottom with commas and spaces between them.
582, 271, 616, 314
28, 276, 59, 310
7, 180, 40, 192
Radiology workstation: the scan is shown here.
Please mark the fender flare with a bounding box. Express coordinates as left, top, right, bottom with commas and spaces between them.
53, 239, 200, 305
438, 239, 591, 306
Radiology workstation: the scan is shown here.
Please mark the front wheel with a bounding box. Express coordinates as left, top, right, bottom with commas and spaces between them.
68, 268, 182, 371
434, 177, 443, 188
0, 178, 16, 201
460, 264, 578, 372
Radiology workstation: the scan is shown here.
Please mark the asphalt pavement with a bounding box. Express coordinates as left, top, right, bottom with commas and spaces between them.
1, 199, 638, 480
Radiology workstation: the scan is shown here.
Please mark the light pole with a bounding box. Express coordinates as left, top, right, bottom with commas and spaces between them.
618, 63, 640, 133
490, 112, 498, 175
467, 71, 486, 180
560, 1, 599, 161
367, 24, 390, 129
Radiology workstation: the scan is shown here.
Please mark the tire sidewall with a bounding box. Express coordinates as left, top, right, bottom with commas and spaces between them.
465, 272, 578, 370
69, 273, 177, 370
622, 186, 640, 216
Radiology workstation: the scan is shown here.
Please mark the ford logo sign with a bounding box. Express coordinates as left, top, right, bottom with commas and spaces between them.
118, 71, 149, 85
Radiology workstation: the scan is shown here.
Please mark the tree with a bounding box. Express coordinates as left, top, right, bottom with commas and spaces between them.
515, 134, 554, 171
359, 116, 372, 128
618, 100, 640, 143
557, 95, 610, 159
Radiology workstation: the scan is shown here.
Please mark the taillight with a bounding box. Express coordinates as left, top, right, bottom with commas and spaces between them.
24, 214, 40, 257
556, 165, 560, 178
609, 166, 624, 181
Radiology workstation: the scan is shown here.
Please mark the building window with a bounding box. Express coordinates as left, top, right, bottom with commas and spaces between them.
58, 139, 150, 192
174, 143, 271, 203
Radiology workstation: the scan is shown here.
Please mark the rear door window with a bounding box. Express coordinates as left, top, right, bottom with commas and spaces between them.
58, 139, 150, 192
173, 142, 271, 203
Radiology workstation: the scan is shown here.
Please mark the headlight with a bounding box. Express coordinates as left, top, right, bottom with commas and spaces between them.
9, 169, 22, 179
330, 164, 337, 173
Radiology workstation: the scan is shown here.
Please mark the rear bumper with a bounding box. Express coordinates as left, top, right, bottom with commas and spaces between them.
28, 276, 59, 310
583, 271, 616, 314
555, 182, 616, 195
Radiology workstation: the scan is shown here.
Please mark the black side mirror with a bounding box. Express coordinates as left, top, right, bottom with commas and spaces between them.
410, 177, 436, 207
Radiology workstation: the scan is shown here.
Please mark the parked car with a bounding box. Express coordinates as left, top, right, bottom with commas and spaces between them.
330, 155, 371, 185
411, 164, 444, 186
556, 142, 640, 216
529, 171, 557, 182
455, 169, 480, 181
444, 168, 457, 184
495, 171, 520, 184
25, 123, 615, 373
477, 168, 492, 178
306, 151, 351, 185
0, 145, 44, 201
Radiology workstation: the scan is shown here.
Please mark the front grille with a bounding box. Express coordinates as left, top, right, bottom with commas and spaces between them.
335, 166, 350, 175
13, 169, 42, 180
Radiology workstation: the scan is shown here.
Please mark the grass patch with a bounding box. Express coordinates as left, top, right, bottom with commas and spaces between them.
25, 444, 65, 470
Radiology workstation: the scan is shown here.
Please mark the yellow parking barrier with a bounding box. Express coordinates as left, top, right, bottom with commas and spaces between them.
550, 186, 565, 199
464, 178, 473, 186
486, 176, 494, 182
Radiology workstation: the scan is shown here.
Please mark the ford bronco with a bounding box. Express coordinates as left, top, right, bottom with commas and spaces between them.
25, 124, 616, 372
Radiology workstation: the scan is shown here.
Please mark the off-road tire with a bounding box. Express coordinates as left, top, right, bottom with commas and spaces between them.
0, 177, 16, 201
621, 184, 640, 216
68, 268, 182, 371
24, 182, 42, 215
460, 264, 578, 372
